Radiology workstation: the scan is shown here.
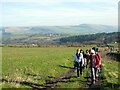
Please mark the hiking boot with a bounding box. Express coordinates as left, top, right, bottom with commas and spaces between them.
73, 67, 76, 69
93, 81, 95, 84
92, 80, 95, 84
96, 74, 99, 78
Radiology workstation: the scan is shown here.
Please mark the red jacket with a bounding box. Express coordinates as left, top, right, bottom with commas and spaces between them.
96, 52, 101, 64
87, 54, 100, 68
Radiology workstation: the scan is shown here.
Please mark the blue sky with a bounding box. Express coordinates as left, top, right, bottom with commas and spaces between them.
0, 0, 119, 26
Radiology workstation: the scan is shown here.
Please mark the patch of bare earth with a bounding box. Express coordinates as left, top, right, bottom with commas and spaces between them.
32, 68, 76, 89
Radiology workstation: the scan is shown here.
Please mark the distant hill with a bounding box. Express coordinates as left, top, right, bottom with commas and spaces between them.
2, 24, 118, 34
59, 32, 118, 45
2, 32, 118, 45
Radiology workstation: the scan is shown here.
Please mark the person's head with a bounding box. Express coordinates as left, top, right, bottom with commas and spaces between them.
95, 48, 99, 52
92, 47, 96, 51
80, 49, 83, 53
86, 49, 89, 53
90, 50, 95, 55
76, 48, 80, 54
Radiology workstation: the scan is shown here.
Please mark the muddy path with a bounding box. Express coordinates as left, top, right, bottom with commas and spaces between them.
31, 68, 76, 89
83, 50, 112, 89
1, 51, 108, 89
84, 64, 105, 89
31, 51, 108, 89
85, 51, 108, 89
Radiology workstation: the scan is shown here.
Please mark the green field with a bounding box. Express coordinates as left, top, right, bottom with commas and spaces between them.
1, 47, 119, 89
101, 60, 119, 89
2, 47, 91, 88
108, 43, 119, 47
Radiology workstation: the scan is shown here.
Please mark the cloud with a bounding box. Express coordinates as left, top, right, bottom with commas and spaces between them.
1, 0, 118, 26
3, 5, 117, 19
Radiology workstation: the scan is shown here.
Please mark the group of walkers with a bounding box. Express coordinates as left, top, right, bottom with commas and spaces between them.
74, 47, 101, 84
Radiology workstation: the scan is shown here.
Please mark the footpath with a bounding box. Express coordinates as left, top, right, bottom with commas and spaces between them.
33, 51, 113, 89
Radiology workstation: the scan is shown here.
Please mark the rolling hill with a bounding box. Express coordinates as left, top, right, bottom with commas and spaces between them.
2, 24, 118, 34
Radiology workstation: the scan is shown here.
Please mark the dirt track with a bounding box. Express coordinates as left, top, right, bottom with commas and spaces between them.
3, 50, 116, 89
31, 51, 107, 89
31, 68, 76, 89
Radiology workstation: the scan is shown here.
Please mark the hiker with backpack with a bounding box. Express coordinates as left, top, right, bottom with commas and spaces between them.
92, 47, 101, 72
95, 48, 101, 74
86, 49, 100, 84
84, 49, 90, 68
74, 48, 84, 77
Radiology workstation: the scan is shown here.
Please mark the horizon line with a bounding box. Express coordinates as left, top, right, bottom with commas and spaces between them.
0, 23, 118, 27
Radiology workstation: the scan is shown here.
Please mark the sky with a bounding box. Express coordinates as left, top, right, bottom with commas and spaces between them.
0, 0, 119, 27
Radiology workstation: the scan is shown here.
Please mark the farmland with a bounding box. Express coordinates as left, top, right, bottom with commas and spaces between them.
1, 46, 120, 89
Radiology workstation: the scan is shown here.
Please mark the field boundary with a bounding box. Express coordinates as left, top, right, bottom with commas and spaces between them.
1, 45, 96, 48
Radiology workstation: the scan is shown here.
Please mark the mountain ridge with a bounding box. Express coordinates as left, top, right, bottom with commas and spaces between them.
2, 24, 118, 34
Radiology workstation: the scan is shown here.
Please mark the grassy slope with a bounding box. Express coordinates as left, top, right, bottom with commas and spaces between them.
100, 51, 120, 89
108, 43, 119, 47
2, 47, 91, 88
101, 61, 119, 89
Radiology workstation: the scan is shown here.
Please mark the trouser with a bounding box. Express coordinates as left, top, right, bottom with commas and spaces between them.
74, 61, 77, 68
76, 62, 82, 77
97, 68, 100, 73
90, 67, 97, 82
83, 58, 86, 67
84, 58, 86, 65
